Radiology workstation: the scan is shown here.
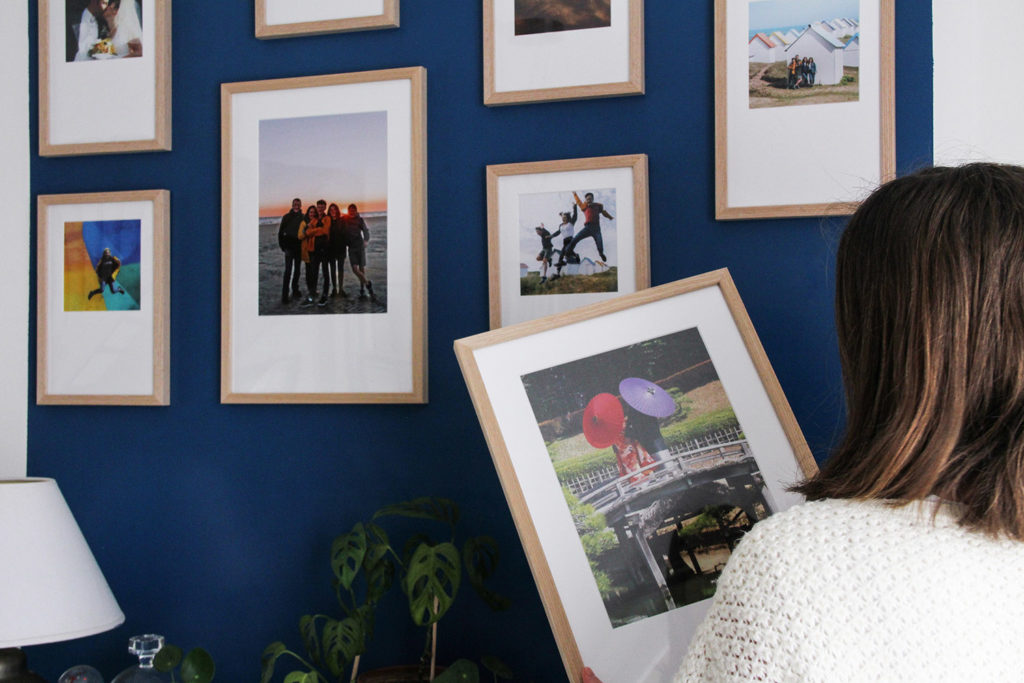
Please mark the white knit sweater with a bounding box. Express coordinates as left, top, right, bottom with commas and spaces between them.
676, 498, 1024, 682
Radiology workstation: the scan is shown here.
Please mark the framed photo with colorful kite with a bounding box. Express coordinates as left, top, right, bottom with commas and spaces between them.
255, 0, 399, 38
221, 67, 427, 403
483, 0, 644, 105
38, 0, 172, 156
37, 190, 170, 405
714, 0, 894, 218
486, 154, 650, 329
454, 268, 816, 682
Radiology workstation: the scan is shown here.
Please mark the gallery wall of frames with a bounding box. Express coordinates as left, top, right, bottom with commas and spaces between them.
26, 1, 933, 680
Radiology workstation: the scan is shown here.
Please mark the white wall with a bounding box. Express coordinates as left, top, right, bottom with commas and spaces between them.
0, 0, 29, 478
934, 0, 1024, 164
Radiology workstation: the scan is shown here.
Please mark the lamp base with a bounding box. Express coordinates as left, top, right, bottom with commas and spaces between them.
0, 648, 47, 682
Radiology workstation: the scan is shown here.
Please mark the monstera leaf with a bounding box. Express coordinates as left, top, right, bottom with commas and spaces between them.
322, 616, 364, 678
363, 522, 395, 604
463, 536, 511, 611
404, 541, 461, 625
373, 497, 460, 530
299, 615, 322, 668
433, 659, 480, 683
331, 523, 368, 591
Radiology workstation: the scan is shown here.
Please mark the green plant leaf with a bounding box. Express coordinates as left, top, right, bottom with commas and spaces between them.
180, 648, 215, 683
259, 642, 287, 683
331, 523, 368, 590
283, 673, 315, 683
154, 644, 183, 672
404, 541, 461, 626
373, 497, 460, 530
363, 522, 395, 603
463, 536, 511, 611
299, 615, 322, 667
323, 616, 363, 678
402, 533, 435, 570
480, 655, 514, 680
433, 659, 480, 683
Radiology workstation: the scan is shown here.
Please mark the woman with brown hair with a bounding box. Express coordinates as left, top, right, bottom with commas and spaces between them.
678, 164, 1024, 681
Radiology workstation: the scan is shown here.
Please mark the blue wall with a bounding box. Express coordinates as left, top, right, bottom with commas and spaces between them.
27, 2, 933, 680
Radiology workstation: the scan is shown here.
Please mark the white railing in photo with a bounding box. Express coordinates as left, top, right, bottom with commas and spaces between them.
562, 425, 745, 498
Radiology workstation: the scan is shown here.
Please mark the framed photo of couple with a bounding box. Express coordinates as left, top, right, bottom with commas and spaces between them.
221, 67, 427, 404
455, 269, 816, 682
38, 0, 171, 156
255, 0, 399, 38
483, 0, 644, 105
715, 0, 895, 218
37, 190, 170, 405
486, 154, 650, 329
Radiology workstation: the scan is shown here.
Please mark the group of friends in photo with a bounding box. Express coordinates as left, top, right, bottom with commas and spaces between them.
787, 55, 817, 88
533, 190, 614, 284
277, 198, 374, 307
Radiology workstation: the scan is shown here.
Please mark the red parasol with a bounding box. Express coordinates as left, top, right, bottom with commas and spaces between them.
582, 393, 625, 448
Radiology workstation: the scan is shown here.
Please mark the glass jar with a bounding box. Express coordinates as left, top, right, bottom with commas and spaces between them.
110, 634, 167, 683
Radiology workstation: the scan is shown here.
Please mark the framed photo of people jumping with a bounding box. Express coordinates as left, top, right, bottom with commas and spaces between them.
454, 269, 816, 682
486, 154, 650, 329
37, 190, 170, 405
255, 0, 399, 39
221, 67, 427, 404
715, 0, 894, 219
483, 0, 644, 105
39, 0, 171, 156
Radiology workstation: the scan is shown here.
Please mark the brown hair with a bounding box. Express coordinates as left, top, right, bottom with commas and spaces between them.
794, 163, 1024, 539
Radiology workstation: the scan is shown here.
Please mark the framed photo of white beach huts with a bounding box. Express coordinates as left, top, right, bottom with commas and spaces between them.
255, 0, 399, 38
483, 0, 644, 105
221, 68, 427, 404
715, 0, 894, 219
454, 269, 816, 682
37, 190, 170, 405
39, 0, 171, 156
486, 154, 650, 329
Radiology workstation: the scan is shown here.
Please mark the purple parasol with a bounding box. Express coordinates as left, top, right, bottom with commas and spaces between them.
618, 377, 676, 418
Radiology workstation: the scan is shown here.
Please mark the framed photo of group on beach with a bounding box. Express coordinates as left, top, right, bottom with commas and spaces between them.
221, 67, 427, 404
255, 0, 399, 38
715, 0, 894, 219
455, 269, 816, 682
37, 190, 170, 405
486, 154, 650, 329
38, 0, 171, 156
483, 0, 644, 105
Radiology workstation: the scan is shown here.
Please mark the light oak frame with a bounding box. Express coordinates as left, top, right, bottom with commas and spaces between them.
220, 67, 427, 404
37, 190, 170, 405
254, 0, 399, 38
486, 154, 651, 329
714, 0, 895, 219
39, 0, 172, 156
483, 0, 645, 106
455, 268, 816, 681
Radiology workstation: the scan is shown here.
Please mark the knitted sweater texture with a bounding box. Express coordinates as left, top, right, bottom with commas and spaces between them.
676, 498, 1024, 682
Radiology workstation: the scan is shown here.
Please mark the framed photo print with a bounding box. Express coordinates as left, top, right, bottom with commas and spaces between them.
483, 0, 644, 105
255, 0, 399, 39
37, 190, 170, 405
455, 269, 816, 682
715, 0, 894, 219
486, 154, 650, 329
221, 67, 427, 404
39, 0, 171, 156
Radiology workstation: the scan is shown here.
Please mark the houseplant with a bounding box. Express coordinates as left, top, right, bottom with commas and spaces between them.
261, 497, 510, 683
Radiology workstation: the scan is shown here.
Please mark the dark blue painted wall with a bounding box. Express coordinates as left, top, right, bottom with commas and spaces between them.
26, 2, 933, 680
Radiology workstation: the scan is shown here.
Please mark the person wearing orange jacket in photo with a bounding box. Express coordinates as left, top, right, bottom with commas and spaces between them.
299, 204, 331, 308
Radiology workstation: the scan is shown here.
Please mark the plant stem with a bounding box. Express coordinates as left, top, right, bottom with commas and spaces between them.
349, 654, 360, 683
430, 598, 439, 681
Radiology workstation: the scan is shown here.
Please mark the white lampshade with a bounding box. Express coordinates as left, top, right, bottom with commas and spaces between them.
0, 478, 124, 647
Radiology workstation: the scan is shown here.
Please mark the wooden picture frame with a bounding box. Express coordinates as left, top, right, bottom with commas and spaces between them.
37, 190, 170, 405
486, 154, 650, 329
483, 0, 644, 106
221, 67, 427, 404
715, 0, 894, 219
39, 0, 171, 156
455, 269, 816, 682
255, 0, 399, 38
